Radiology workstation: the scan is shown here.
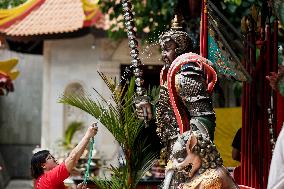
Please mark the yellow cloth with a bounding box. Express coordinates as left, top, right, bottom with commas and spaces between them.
81, 0, 101, 20
0, 58, 19, 80
214, 107, 242, 167
0, 0, 40, 26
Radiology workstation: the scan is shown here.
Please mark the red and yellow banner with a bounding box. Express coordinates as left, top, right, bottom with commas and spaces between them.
0, 0, 45, 29
82, 0, 102, 26
0, 0, 101, 31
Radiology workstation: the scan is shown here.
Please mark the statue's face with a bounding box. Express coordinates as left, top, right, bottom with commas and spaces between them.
161, 39, 177, 68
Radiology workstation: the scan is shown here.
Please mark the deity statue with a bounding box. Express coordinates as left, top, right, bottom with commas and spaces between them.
136, 15, 239, 188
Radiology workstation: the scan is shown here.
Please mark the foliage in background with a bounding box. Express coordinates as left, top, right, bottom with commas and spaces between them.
233, 81, 243, 98
98, 0, 178, 42
61, 121, 84, 150
59, 74, 158, 189
217, 0, 261, 31
0, 0, 27, 9
147, 85, 159, 104
98, 0, 261, 42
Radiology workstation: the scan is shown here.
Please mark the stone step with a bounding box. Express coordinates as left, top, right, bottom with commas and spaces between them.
5, 180, 33, 189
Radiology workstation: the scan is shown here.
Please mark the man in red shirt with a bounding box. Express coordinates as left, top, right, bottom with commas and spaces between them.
31, 123, 98, 189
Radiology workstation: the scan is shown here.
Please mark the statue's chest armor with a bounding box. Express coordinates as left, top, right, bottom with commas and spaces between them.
177, 73, 208, 97
176, 72, 215, 117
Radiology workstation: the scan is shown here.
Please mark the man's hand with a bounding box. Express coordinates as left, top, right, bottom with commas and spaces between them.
65, 123, 98, 172
85, 123, 98, 139
135, 101, 152, 121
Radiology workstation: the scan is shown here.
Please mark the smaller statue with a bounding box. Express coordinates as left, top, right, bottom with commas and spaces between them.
163, 129, 239, 189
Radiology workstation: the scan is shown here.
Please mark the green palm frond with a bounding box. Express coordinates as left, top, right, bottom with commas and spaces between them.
93, 177, 124, 189
93, 165, 128, 189
98, 72, 117, 92
59, 74, 158, 189
59, 94, 127, 145
98, 72, 127, 108
132, 143, 157, 186
148, 85, 160, 104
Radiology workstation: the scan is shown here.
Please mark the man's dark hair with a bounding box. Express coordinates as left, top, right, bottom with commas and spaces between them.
31, 150, 50, 179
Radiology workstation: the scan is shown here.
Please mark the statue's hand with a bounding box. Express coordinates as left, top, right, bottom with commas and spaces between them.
135, 101, 152, 121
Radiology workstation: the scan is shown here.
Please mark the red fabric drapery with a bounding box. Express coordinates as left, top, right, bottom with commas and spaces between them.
199, 1, 283, 188
240, 10, 280, 189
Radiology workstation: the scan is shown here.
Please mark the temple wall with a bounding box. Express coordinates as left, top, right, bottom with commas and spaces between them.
0, 50, 43, 182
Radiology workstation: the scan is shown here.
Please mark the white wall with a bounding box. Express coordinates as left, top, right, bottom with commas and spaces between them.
42, 34, 162, 169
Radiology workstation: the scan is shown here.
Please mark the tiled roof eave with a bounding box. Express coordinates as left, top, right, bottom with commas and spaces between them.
1, 0, 90, 36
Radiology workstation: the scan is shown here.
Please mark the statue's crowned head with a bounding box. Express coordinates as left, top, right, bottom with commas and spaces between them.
159, 14, 193, 56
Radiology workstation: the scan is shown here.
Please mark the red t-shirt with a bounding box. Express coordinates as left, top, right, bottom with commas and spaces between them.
35, 162, 70, 189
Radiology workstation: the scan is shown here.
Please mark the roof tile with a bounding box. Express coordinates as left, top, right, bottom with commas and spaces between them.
1, 0, 85, 36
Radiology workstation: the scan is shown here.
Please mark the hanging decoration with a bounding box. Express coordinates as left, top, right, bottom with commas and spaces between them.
0, 58, 19, 95
201, 0, 251, 82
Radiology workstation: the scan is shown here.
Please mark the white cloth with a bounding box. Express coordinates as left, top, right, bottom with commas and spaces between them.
268, 125, 284, 189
